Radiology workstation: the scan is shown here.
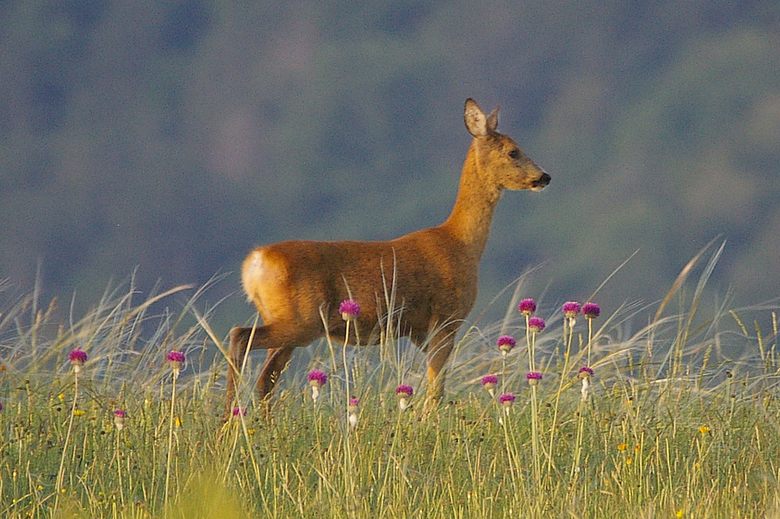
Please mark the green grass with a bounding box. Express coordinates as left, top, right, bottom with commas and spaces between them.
1, 259, 780, 518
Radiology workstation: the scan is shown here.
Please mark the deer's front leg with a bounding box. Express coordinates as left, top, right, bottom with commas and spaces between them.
425, 332, 456, 400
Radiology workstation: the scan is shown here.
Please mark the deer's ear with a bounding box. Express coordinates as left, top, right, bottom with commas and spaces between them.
486, 106, 499, 132
464, 98, 488, 138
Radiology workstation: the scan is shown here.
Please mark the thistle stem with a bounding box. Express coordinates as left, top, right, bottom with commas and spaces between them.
116, 429, 125, 507
546, 319, 574, 476
164, 370, 178, 510
587, 318, 594, 366
530, 384, 541, 485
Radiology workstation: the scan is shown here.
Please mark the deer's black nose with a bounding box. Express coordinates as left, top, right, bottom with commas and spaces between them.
533, 173, 551, 188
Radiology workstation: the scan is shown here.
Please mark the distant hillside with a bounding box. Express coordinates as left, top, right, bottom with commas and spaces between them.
1, 1, 778, 329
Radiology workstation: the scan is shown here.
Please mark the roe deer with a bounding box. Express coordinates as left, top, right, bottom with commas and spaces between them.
226, 98, 550, 408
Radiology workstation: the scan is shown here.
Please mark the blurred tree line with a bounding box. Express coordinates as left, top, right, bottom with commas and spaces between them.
1, 0, 779, 330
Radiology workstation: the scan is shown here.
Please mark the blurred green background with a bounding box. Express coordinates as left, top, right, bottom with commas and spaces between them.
1, 0, 779, 331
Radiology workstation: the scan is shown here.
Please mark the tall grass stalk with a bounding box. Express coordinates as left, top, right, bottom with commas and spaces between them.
498, 396, 520, 489
569, 366, 595, 484
54, 363, 79, 507
546, 315, 575, 477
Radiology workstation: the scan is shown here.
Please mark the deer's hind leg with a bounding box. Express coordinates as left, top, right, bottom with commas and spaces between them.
226, 325, 261, 415
226, 321, 321, 415
225, 324, 286, 414
256, 346, 296, 400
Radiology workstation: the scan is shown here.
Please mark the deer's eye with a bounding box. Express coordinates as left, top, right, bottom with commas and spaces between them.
508, 149, 520, 159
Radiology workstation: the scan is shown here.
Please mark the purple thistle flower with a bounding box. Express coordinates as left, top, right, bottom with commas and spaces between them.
528, 317, 546, 333
578, 366, 594, 379
497, 335, 516, 355
68, 349, 88, 372
347, 397, 360, 428
0, 402, 3, 412
167, 350, 185, 374
339, 300, 360, 321
68, 349, 88, 364
396, 384, 414, 397
481, 375, 498, 390
518, 298, 537, 316
232, 407, 247, 417
481, 375, 499, 386
526, 371, 543, 386
481, 375, 498, 397
396, 384, 413, 411
582, 302, 601, 319
562, 301, 581, 319
167, 351, 185, 363
114, 409, 126, 431
308, 370, 328, 388
499, 393, 516, 407
308, 370, 327, 403
579, 366, 594, 400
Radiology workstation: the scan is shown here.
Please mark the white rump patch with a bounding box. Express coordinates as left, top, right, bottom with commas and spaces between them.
242, 249, 267, 303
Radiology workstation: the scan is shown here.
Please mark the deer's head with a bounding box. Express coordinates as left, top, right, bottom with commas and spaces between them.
464, 98, 550, 192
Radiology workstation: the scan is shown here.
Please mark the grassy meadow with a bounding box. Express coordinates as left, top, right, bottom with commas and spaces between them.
1, 252, 780, 518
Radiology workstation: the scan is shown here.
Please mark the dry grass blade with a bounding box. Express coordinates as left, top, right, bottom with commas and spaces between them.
653, 236, 723, 322
588, 249, 640, 302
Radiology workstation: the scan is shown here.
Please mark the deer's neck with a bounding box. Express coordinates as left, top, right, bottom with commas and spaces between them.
440, 141, 502, 260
